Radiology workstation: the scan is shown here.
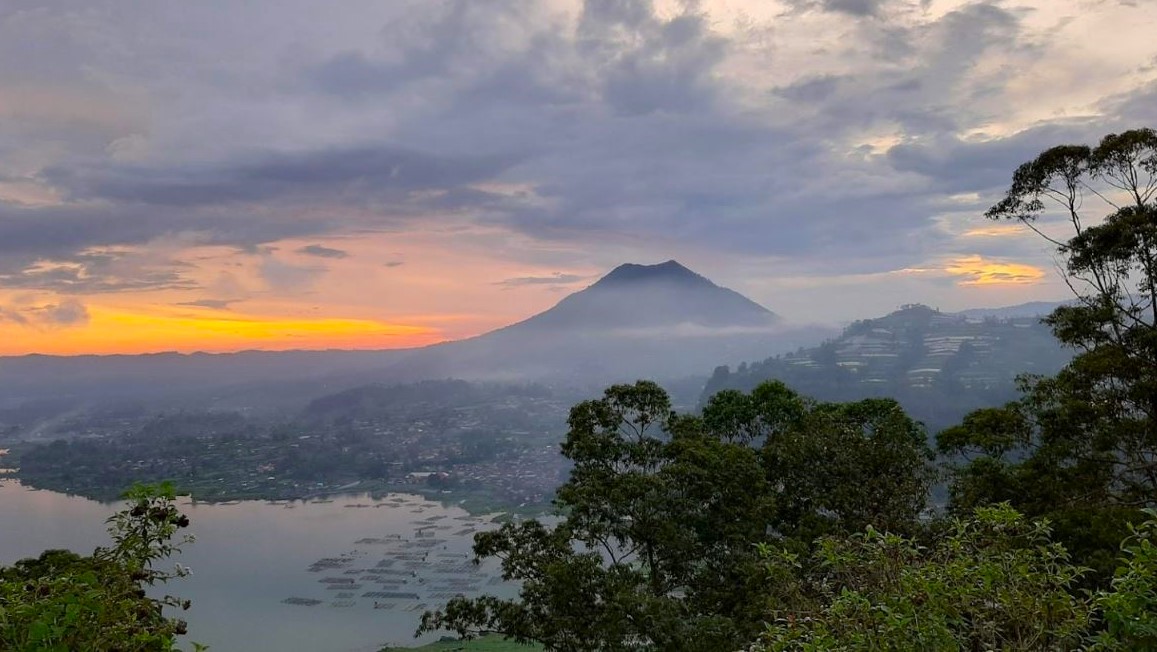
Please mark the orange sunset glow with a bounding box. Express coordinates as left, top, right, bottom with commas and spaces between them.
0, 305, 442, 356
945, 255, 1047, 287
1, 0, 1142, 355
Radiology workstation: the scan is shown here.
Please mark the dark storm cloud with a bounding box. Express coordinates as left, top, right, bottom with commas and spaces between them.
297, 244, 349, 259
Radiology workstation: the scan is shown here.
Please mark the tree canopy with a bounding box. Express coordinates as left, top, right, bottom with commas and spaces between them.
419, 380, 934, 651
419, 128, 1157, 651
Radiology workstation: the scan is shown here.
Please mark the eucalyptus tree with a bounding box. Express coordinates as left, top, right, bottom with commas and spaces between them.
941, 128, 1157, 579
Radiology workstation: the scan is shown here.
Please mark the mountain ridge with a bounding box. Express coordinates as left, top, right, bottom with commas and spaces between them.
702, 303, 1072, 432
488, 260, 777, 335
379, 260, 801, 383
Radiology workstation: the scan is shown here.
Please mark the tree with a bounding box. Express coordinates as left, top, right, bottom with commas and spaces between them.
941, 128, 1157, 580
1089, 509, 1157, 650
757, 506, 1157, 652
0, 482, 198, 652
419, 380, 933, 650
756, 505, 1092, 651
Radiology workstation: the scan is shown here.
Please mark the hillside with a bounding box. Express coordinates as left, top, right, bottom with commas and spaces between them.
701, 304, 1071, 432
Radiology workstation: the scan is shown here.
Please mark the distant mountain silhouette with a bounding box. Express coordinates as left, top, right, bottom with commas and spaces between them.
385, 261, 812, 384
0, 261, 823, 429
498, 260, 778, 333
953, 300, 1070, 320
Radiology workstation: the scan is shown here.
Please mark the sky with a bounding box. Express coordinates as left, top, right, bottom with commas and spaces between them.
1, 0, 1155, 355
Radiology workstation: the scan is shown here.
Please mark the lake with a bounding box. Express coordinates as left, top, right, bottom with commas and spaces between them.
0, 477, 514, 652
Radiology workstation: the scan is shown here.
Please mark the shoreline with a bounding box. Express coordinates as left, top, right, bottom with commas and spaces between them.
0, 470, 550, 519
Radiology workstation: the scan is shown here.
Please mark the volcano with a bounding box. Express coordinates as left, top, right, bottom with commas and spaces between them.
386, 261, 813, 383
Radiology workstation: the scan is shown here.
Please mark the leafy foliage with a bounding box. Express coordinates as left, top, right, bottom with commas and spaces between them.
0, 482, 199, 652
418, 380, 934, 651
756, 505, 1092, 652
756, 506, 1157, 652
1090, 510, 1157, 650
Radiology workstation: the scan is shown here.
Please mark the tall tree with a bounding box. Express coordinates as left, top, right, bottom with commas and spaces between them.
941, 128, 1157, 578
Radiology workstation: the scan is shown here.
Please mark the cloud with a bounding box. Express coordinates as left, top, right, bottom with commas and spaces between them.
40, 145, 519, 208
176, 299, 237, 310
0, 249, 197, 295
0, 0, 1153, 327
259, 254, 325, 292
0, 306, 30, 326
782, 0, 892, 17
0, 297, 89, 328
36, 298, 90, 326
945, 255, 1046, 286
774, 75, 844, 103
297, 244, 349, 259
495, 272, 588, 287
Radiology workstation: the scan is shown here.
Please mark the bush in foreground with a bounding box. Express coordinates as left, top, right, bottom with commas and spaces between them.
0, 482, 199, 652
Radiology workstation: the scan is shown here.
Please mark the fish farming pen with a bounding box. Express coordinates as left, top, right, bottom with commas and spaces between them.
436, 578, 481, 587
308, 556, 356, 572
287, 498, 516, 614
282, 597, 323, 606
362, 591, 421, 600
355, 535, 403, 544
408, 539, 445, 548
432, 564, 480, 574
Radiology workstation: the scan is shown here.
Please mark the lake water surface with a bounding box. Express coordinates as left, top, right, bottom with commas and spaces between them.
0, 477, 513, 652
